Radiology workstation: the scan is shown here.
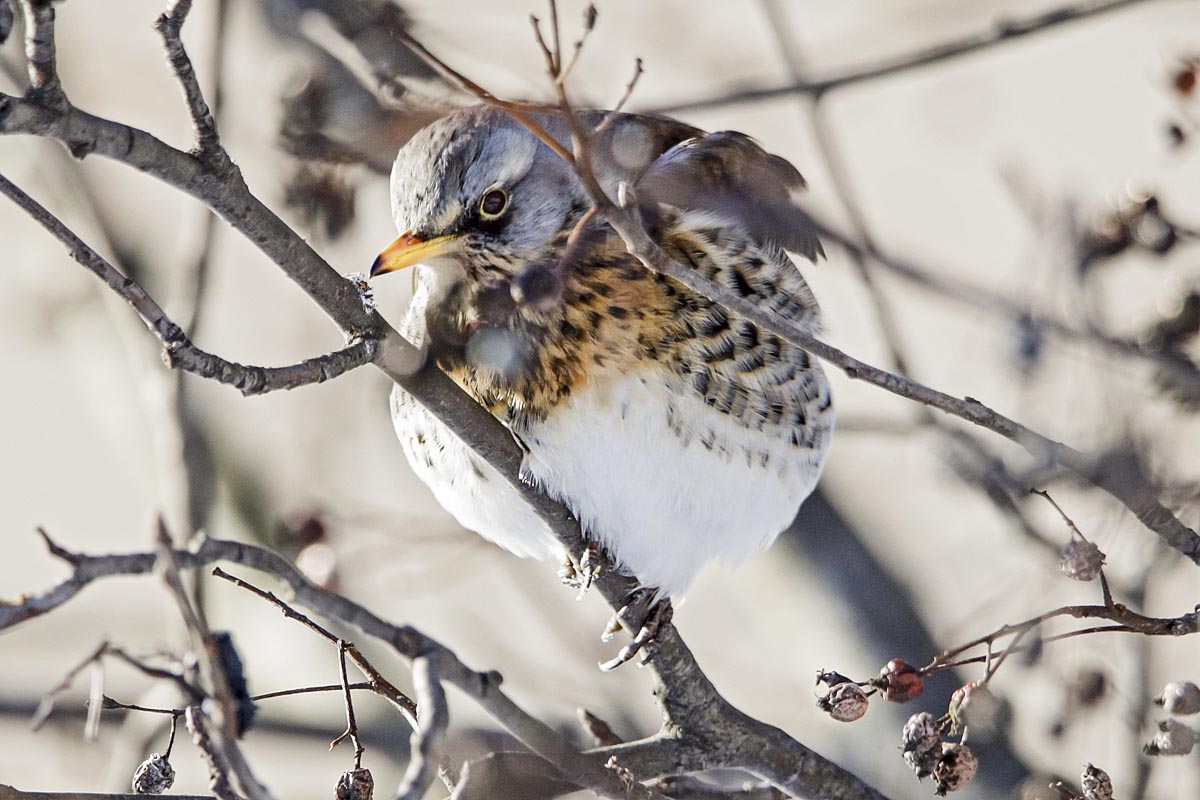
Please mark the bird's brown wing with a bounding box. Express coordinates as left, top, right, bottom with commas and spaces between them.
634, 130, 824, 263
553, 111, 822, 262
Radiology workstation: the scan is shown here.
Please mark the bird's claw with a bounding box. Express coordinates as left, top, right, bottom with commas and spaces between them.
599, 594, 672, 672
559, 541, 602, 599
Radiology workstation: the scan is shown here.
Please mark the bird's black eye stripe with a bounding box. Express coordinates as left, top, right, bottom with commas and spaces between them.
480, 187, 508, 218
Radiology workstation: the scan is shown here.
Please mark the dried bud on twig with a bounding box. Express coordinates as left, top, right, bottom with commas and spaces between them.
932, 742, 978, 795
335, 767, 374, 800
815, 669, 855, 688
1144, 718, 1197, 756
818, 682, 868, 723
1058, 535, 1105, 582
876, 658, 923, 703
1155, 681, 1200, 715
131, 753, 175, 795
1080, 763, 1113, 800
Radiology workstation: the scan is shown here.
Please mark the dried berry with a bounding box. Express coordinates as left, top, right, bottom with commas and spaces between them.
1156, 681, 1200, 716
932, 742, 978, 795
1058, 535, 1105, 582
818, 682, 868, 723
904, 746, 940, 779
877, 658, 923, 703
1067, 668, 1108, 709
948, 682, 991, 733
1145, 718, 1197, 756
335, 767, 374, 800
1080, 763, 1113, 800
131, 753, 175, 795
1174, 64, 1197, 96
1167, 122, 1187, 149
901, 711, 942, 756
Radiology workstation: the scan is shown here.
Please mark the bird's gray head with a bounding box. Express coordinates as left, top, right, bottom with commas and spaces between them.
371, 106, 588, 280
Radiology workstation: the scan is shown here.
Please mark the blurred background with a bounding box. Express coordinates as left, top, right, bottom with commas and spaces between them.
2, 0, 1200, 798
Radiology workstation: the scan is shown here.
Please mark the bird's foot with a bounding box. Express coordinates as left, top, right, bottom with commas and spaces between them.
558, 541, 602, 599
599, 591, 673, 672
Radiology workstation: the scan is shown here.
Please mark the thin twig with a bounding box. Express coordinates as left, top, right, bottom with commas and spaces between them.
18, 0, 63, 106
394, 657, 450, 800
0, 788, 213, 800
154, 521, 271, 800
186, 705, 238, 800
329, 641, 366, 769
165, 713, 179, 759
31, 643, 108, 733
924, 600, 1198, 675
211, 567, 418, 727
654, 0, 1162, 114
154, 0, 222, 156
0, 173, 378, 395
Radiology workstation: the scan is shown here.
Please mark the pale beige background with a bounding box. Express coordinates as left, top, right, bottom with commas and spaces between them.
2, 1, 1199, 798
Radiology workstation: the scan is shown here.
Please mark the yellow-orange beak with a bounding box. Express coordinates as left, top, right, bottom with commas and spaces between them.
370, 231, 461, 277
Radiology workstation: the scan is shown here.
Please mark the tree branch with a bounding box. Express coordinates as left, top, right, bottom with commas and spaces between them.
18, 0, 63, 106
0, 788, 212, 800
2, 532, 679, 800
154, 0, 222, 157
654, 0, 1164, 114
0, 172, 378, 395
394, 656, 449, 800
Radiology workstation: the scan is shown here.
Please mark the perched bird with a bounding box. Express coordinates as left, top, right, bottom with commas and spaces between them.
372, 105, 833, 616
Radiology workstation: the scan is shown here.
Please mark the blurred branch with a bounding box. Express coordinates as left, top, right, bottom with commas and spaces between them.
153, 522, 270, 800
655, 0, 1164, 114
0, 789, 212, 800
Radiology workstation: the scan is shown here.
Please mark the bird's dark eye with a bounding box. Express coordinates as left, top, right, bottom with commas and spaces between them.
479, 188, 508, 218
